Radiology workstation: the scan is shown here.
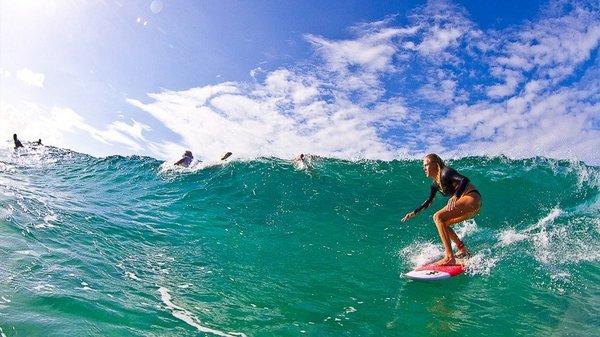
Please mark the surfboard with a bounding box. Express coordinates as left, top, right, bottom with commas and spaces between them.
404, 257, 468, 281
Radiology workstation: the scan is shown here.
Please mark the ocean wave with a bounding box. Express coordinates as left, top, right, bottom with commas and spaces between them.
1, 146, 598, 335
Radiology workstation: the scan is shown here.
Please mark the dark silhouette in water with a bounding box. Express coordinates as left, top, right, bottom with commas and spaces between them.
13, 134, 23, 149
221, 152, 233, 161
174, 150, 194, 167
293, 153, 305, 164
293, 153, 313, 169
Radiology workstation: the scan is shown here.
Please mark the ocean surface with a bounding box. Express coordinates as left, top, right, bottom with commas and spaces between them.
0, 146, 598, 337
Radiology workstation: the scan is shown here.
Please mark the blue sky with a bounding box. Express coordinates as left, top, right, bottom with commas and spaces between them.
1, 0, 599, 164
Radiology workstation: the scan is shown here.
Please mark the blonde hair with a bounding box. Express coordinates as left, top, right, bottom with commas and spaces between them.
425, 153, 445, 186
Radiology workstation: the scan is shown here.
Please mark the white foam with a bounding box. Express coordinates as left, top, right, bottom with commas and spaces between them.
534, 223, 600, 265
78, 281, 92, 291
515, 206, 600, 268
498, 228, 529, 246
158, 287, 246, 337
0, 162, 15, 173
0, 205, 14, 219
33, 283, 55, 292
158, 158, 206, 174
399, 220, 477, 267
293, 161, 307, 170
159, 156, 233, 174
565, 160, 600, 190
125, 271, 140, 281
575, 194, 600, 216
35, 213, 58, 229
399, 241, 442, 268
455, 219, 478, 238
44, 214, 58, 222
190, 159, 232, 171
344, 306, 357, 314
524, 207, 562, 234
465, 250, 498, 276
15, 250, 40, 257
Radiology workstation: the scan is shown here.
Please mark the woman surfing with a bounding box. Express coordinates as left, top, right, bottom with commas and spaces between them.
402, 154, 482, 266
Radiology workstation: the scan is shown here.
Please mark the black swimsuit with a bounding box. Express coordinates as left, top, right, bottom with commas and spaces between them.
413, 167, 480, 214
465, 189, 481, 197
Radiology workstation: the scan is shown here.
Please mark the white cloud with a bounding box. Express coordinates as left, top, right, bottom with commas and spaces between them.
128, 69, 409, 160
403, 1, 474, 60
0, 68, 10, 78
122, 0, 600, 165
0, 101, 150, 154
486, 69, 523, 98
485, 5, 600, 98
440, 64, 600, 164
306, 26, 416, 74
415, 26, 463, 55
304, 19, 421, 105
16, 68, 45, 87
89, 119, 151, 151
418, 69, 468, 105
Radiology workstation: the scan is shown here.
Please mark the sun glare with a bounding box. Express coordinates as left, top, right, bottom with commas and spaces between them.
2, 0, 59, 15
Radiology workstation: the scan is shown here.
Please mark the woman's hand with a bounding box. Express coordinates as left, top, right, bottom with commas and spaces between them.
446, 196, 457, 211
401, 211, 416, 222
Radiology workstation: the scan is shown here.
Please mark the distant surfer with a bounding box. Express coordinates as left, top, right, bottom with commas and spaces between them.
293, 154, 311, 169
13, 134, 23, 149
174, 150, 194, 167
221, 152, 233, 161
401, 154, 481, 266
293, 153, 306, 163
34, 139, 42, 146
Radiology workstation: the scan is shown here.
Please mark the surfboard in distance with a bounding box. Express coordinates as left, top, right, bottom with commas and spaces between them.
404, 257, 468, 281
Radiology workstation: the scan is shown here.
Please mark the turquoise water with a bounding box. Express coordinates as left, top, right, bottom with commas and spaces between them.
0, 146, 598, 336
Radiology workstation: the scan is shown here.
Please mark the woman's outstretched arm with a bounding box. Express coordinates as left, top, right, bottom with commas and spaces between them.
402, 185, 436, 222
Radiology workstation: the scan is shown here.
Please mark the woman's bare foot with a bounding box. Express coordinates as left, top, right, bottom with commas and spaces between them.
435, 256, 456, 266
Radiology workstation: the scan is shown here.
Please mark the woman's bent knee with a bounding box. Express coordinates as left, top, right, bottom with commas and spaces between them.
433, 212, 445, 225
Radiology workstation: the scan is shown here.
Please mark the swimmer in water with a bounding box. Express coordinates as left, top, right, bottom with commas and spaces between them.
401, 154, 482, 266
174, 150, 194, 167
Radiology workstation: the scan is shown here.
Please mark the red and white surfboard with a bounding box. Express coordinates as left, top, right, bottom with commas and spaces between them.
404, 259, 467, 281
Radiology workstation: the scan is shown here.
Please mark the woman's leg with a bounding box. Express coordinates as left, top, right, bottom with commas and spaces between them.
432, 194, 481, 265
432, 212, 453, 263
445, 217, 473, 257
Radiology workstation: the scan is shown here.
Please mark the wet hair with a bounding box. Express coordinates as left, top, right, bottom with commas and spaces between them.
13, 134, 17, 139
425, 153, 445, 186
184, 150, 193, 157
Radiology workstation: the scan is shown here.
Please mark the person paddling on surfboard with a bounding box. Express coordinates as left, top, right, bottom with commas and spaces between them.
401, 153, 482, 266
174, 150, 194, 167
